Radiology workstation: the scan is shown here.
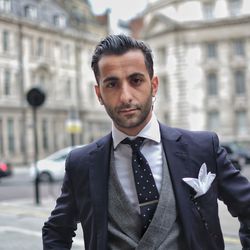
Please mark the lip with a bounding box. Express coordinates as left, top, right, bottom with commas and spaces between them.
119, 108, 138, 115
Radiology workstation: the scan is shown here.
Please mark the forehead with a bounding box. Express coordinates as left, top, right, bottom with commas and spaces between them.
98, 50, 147, 74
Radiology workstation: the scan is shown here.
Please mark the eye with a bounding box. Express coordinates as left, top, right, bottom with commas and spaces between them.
105, 81, 117, 88
131, 76, 143, 86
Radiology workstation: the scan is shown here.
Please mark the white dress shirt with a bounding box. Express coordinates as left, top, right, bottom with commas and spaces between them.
112, 113, 163, 211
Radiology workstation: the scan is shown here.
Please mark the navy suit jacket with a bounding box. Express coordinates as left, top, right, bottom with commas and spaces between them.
43, 124, 250, 250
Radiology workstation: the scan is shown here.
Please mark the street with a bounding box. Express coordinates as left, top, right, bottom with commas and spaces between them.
0, 166, 249, 249
0, 168, 62, 201
0, 167, 83, 250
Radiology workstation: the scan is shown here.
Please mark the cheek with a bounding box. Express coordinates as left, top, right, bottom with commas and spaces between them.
101, 92, 117, 105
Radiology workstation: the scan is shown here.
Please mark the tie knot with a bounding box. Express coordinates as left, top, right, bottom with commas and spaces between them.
122, 137, 145, 151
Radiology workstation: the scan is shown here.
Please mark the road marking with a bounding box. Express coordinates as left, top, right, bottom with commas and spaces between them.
0, 205, 50, 218
0, 226, 84, 247
0, 226, 41, 237
224, 236, 241, 244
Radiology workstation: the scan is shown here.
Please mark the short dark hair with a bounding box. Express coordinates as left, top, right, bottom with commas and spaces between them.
91, 34, 154, 83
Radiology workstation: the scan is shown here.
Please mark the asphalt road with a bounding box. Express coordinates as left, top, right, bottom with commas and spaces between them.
2, 165, 249, 203
0, 167, 62, 202
0, 167, 83, 250
0, 165, 249, 250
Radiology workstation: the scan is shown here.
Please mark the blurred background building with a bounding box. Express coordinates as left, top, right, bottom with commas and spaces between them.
1, 0, 250, 165
0, 0, 110, 164
124, 0, 250, 148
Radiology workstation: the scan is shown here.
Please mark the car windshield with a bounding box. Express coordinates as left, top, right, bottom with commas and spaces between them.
46, 148, 72, 161
230, 143, 248, 154
45, 145, 83, 162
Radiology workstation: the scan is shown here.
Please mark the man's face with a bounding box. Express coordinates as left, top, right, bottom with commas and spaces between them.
95, 50, 158, 136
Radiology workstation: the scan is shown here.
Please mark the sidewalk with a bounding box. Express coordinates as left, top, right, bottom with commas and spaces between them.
0, 197, 241, 250
0, 197, 84, 250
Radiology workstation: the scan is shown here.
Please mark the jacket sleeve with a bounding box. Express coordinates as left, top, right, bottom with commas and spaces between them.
42, 152, 78, 250
213, 133, 250, 249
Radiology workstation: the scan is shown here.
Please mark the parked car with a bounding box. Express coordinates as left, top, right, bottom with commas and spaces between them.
0, 161, 12, 179
221, 142, 250, 165
30, 145, 84, 182
221, 143, 246, 170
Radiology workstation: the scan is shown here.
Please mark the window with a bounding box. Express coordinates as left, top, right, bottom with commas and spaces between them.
228, 0, 242, 16
164, 113, 170, 125
0, 118, 3, 155
38, 74, 45, 86
203, 2, 215, 20
159, 75, 169, 100
232, 39, 245, 57
7, 118, 15, 153
53, 119, 58, 150
235, 110, 248, 135
42, 119, 49, 151
66, 79, 72, 98
19, 118, 25, 154
156, 47, 166, 65
207, 72, 218, 96
0, 0, 11, 12
207, 111, 219, 131
2, 30, 9, 52
234, 70, 245, 95
36, 37, 44, 57
53, 14, 66, 27
4, 69, 11, 95
24, 5, 37, 19
206, 42, 217, 59
88, 82, 95, 103
64, 44, 70, 62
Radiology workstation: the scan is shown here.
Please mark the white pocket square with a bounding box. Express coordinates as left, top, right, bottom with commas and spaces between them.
182, 163, 216, 198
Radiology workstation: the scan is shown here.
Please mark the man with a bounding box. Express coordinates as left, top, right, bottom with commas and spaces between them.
43, 34, 250, 249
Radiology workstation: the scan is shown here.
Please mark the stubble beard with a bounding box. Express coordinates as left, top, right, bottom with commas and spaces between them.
104, 93, 153, 130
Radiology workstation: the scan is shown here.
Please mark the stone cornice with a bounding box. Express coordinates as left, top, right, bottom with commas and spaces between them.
0, 13, 102, 43
143, 14, 250, 39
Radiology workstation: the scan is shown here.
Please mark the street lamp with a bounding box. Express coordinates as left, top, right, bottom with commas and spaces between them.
26, 87, 46, 205
65, 108, 82, 146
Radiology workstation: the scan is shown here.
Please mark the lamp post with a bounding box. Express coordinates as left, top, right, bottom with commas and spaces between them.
26, 87, 46, 205
65, 108, 82, 146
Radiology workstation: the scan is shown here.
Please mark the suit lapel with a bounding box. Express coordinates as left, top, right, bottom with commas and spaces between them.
160, 124, 194, 249
88, 133, 112, 248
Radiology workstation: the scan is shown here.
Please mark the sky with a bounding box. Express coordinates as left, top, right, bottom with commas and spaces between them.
89, 0, 148, 33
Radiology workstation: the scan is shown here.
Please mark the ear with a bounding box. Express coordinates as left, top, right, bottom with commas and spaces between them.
151, 76, 159, 97
95, 85, 104, 105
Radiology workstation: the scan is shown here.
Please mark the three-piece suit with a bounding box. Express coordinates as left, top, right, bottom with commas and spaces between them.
43, 123, 250, 249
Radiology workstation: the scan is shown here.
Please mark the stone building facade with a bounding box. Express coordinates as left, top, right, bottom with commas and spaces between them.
0, 0, 110, 164
133, 0, 250, 146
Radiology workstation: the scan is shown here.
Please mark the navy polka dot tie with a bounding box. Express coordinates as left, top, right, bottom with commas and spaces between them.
122, 137, 159, 235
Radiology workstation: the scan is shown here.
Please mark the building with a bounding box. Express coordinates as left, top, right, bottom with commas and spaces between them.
130, 0, 250, 147
0, 0, 110, 165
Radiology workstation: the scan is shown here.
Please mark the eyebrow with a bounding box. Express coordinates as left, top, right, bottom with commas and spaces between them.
102, 76, 119, 84
102, 72, 146, 84
128, 72, 145, 79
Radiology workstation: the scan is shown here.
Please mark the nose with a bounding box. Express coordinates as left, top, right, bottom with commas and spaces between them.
119, 82, 133, 104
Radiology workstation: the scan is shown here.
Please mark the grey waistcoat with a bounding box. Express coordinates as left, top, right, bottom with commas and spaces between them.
108, 148, 186, 250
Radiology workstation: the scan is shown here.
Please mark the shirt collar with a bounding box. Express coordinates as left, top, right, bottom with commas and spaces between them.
112, 112, 161, 149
